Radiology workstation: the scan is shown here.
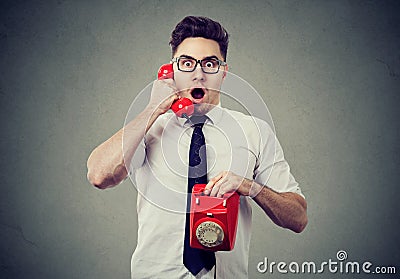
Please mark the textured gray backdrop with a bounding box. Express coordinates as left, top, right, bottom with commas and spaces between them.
1, 0, 399, 278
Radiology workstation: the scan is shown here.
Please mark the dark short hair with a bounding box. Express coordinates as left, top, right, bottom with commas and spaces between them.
169, 16, 229, 61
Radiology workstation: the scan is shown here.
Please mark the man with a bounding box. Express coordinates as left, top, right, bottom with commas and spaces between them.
87, 16, 307, 278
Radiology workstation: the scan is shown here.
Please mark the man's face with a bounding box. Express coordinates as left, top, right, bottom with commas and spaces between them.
173, 37, 227, 115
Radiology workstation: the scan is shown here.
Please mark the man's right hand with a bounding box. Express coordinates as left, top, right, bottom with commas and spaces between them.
147, 78, 180, 116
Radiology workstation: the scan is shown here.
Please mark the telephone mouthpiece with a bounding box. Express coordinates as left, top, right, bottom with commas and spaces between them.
171, 98, 194, 118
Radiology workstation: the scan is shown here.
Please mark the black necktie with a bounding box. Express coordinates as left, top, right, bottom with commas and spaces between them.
183, 115, 215, 275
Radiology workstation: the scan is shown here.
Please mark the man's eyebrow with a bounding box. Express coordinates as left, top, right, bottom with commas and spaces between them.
179, 54, 221, 60
203, 55, 220, 60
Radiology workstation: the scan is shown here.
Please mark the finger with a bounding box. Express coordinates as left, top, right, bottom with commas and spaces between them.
215, 173, 240, 198
159, 94, 179, 112
204, 172, 224, 195
159, 78, 177, 91
205, 174, 221, 191
215, 179, 230, 198
210, 182, 221, 197
159, 77, 174, 85
210, 173, 228, 197
168, 93, 180, 103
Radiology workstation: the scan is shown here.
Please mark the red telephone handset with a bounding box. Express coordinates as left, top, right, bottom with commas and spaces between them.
157, 64, 194, 118
189, 184, 240, 251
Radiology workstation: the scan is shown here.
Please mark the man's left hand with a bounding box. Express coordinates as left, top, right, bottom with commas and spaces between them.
204, 171, 251, 197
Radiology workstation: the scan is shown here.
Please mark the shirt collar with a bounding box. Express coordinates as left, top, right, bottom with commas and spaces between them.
174, 102, 224, 127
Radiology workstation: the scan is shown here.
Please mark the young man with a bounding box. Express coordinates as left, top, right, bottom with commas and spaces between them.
87, 16, 307, 278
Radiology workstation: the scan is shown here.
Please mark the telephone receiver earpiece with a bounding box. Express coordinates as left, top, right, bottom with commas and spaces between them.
157, 64, 194, 118
157, 63, 174, 80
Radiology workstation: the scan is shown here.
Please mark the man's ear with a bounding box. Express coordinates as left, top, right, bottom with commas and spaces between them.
222, 64, 228, 79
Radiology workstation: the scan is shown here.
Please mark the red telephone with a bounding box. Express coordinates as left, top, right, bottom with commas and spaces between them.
189, 184, 240, 251
157, 64, 194, 118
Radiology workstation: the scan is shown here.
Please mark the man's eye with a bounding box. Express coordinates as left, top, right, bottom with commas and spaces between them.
204, 60, 217, 68
182, 60, 193, 67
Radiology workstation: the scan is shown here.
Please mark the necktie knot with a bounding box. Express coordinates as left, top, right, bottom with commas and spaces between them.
190, 115, 208, 128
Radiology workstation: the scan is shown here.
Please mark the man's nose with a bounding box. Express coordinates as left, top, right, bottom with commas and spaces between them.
192, 63, 206, 81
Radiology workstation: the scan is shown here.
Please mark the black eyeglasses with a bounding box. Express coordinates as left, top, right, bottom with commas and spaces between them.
171, 55, 227, 74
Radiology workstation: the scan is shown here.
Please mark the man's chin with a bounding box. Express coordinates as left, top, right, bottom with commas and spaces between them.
193, 103, 215, 116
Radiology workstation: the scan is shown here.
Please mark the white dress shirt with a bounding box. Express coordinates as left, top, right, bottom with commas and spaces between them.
129, 106, 303, 278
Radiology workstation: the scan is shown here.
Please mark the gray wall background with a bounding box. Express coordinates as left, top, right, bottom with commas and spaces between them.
1, 0, 399, 278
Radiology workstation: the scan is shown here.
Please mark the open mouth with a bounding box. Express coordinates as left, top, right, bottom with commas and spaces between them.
191, 88, 205, 99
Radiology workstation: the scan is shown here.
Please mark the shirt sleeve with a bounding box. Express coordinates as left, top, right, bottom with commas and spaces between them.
128, 138, 146, 173
253, 120, 304, 199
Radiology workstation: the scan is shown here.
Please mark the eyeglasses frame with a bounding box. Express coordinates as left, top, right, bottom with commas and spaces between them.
171, 55, 227, 74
